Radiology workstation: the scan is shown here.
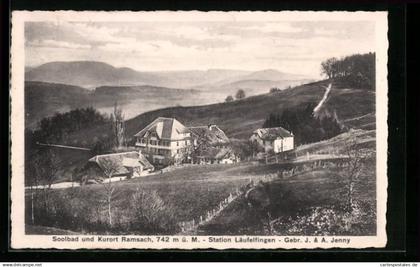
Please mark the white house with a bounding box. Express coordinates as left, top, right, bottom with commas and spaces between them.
134, 117, 193, 165
250, 127, 294, 153
134, 117, 238, 166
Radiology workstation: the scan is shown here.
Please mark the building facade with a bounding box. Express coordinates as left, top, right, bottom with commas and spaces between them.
134, 117, 193, 165
250, 127, 294, 154
134, 117, 238, 166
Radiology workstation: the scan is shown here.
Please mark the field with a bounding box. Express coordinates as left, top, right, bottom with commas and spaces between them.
25, 162, 286, 234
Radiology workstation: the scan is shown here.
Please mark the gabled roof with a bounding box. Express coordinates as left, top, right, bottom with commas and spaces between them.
88, 151, 154, 176
253, 127, 293, 140
188, 125, 230, 145
134, 117, 189, 140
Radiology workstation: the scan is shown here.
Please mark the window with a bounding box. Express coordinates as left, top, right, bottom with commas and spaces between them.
177, 141, 179, 146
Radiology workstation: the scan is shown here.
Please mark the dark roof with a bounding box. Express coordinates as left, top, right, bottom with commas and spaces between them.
88, 151, 154, 176
134, 117, 189, 140
253, 127, 293, 140
188, 125, 230, 145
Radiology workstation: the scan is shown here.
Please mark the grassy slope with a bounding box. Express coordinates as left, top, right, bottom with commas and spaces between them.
29, 163, 283, 231
61, 80, 375, 148
198, 129, 376, 235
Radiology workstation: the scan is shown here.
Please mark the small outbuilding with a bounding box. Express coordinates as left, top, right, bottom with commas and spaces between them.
88, 151, 154, 180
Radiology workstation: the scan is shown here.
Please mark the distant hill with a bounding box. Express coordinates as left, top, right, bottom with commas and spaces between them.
25, 61, 163, 89
237, 69, 308, 81
50, 80, 375, 148
25, 81, 209, 129
25, 61, 312, 91
25, 81, 93, 129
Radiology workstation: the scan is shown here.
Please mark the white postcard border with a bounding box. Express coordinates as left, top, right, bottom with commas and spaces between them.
10, 11, 388, 249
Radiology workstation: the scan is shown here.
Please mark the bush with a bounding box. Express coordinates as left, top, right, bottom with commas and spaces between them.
26, 189, 104, 233
129, 189, 180, 234
272, 201, 376, 235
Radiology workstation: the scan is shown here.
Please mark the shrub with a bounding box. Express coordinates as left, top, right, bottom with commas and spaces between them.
272, 201, 376, 235
129, 189, 180, 234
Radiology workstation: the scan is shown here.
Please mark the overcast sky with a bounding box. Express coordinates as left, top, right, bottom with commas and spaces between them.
25, 20, 375, 78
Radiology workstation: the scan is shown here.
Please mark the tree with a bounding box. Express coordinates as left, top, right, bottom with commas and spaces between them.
247, 140, 261, 159
110, 103, 126, 150
321, 53, 375, 90
130, 188, 179, 233
225, 95, 234, 102
99, 158, 120, 227
190, 130, 212, 164
32, 107, 110, 145
341, 138, 366, 212
235, 89, 246, 100
27, 149, 61, 224
269, 87, 281, 93
32, 150, 61, 189
321, 57, 338, 79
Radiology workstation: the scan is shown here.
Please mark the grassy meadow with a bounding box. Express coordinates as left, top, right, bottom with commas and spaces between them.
26, 162, 278, 234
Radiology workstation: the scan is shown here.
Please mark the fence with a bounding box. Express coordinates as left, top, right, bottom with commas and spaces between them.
178, 158, 352, 233
178, 187, 244, 233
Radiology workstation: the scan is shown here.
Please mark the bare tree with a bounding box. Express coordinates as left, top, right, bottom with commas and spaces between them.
190, 130, 212, 164
342, 138, 366, 212
100, 157, 120, 227
33, 150, 61, 189
27, 157, 41, 225
111, 102, 126, 149
27, 150, 61, 224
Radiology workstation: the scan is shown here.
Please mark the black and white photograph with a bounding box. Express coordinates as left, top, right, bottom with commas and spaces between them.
10, 11, 388, 249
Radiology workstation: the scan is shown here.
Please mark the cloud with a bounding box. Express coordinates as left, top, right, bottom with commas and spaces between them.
27, 39, 91, 49
25, 20, 376, 77
245, 22, 303, 33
